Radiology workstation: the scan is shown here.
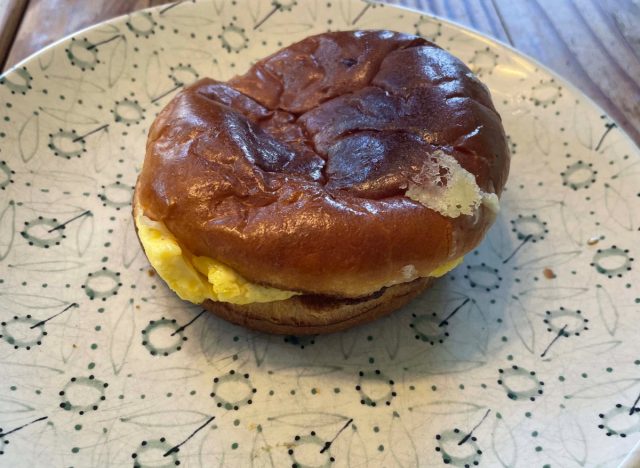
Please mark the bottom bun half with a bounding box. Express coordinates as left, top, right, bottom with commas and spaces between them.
202, 277, 434, 335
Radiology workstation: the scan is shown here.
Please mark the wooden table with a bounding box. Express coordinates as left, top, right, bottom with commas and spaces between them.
1, 0, 639, 145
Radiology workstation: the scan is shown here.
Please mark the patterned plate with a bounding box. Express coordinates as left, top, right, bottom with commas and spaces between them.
1, 1, 639, 466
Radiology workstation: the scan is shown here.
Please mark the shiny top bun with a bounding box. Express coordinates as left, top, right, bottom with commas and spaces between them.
136, 30, 510, 298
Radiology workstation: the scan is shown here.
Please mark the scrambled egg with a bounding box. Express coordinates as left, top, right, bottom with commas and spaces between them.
135, 215, 299, 304
428, 256, 464, 277
136, 215, 464, 305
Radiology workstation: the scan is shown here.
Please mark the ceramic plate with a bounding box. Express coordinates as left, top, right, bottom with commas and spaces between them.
1, 1, 639, 466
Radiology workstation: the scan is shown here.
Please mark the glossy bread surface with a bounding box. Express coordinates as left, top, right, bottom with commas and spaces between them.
137, 30, 510, 297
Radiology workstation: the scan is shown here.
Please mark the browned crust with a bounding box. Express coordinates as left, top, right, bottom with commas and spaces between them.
134, 194, 434, 334
201, 276, 434, 335
136, 30, 509, 298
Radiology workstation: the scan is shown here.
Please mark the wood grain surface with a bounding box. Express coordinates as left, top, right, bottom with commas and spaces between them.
0, 0, 28, 68
1, 0, 639, 145
395, 0, 640, 145
3, 0, 168, 69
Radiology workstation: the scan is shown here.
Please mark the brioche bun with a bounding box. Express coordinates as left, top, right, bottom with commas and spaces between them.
134, 30, 509, 333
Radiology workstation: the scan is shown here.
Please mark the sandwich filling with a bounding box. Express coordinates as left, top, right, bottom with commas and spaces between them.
136, 214, 463, 305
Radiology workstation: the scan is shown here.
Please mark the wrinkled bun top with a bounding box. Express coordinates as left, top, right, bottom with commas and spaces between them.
136, 30, 510, 297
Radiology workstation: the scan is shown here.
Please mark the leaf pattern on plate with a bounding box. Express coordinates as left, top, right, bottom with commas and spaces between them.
0, 361, 63, 376
46, 74, 107, 93
491, 415, 517, 468
508, 297, 536, 354
59, 302, 80, 364
519, 286, 589, 300
92, 125, 113, 173
380, 315, 401, 360
89, 429, 111, 468
107, 36, 127, 87
573, 340, 622, 355
199, 425, 226, 468
0, 293, 68, 309
560, 201, 585, 246
0, 1, 639, 466
0, 398, 35, 414
109, 298, 136, 375
410, 400, 487, 416
533, 117, 550, 155
304, 0, 319, 21
596, 284, 619, 337
120, 409, 211, 427
121, 216, 141, 268
389, 413, 419, 467
19, 201, 87, 215
8, 260, 84, 271
268, 412, 349, 429
144, 51, 163, 100
39, 107, 99, 124
37, 48, 55, 71
564, 378, 640, 400
164, 14, 217, 26
407, 358, 487, 375
31, 169, 96, 185
0, 200, 15, 261
347, 426, 368, 466
75, 210, 94, 256
339, 328, 360, 359
604, 182, 634, 231
133, 366, 204, 381
514, 250, 582, 270
250, 427, 273, 468
212, 0, 225, 15
18, 113, 39, 163
573, 100, 593, 149
140, 294, 184, 307
560, 415, 588, 466
260, 22, 314, 34
273, 365, 344, 378
199, 314, 222, 363
251, 334, 270, 367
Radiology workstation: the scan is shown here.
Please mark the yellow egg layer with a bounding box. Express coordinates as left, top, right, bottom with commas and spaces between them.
135, 214, 299, 305
429, 256, 464, 277
136, 214, 464, 305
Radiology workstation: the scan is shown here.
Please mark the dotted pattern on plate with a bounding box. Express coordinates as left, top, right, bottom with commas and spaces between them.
0, 0, 639, 466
